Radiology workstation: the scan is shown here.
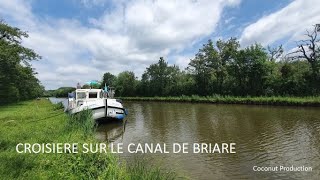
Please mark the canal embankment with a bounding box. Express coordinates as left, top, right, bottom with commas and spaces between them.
120, 96, 320, 106
0, 99, 174, 179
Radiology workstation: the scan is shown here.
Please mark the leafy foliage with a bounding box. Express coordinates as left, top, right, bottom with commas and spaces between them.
111, 36, 318, 97
101, 72, 116, 87
115, 71, 137, 97
0, 20, 43, 104
139, 57, 182, 96
111, 29, 319, 97
43, 87, 76, 97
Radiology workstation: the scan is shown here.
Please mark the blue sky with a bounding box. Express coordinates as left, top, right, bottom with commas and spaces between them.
0, 0, 319, 89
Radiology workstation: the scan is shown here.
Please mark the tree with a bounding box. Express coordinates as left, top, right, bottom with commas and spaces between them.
141, 57, 180, 96
228, 49, 249, 95
0, 20, 42, 104
115, 71, 137, 97
267, 45, 283, 62
82, 84, 91, 89
229, 44, 270, 96
101, 72, 116, 88
244, 44, 270, 96
163, 64, 181, 96
54, 87, 76, 97
188, 40, 215, 95
175, 70, 196, 96
94, 25, 320, 97
214, 38, 239, 94
294, 25, 320, 75
290, 24, 320, 94
189, 38, 239, 95
276, 61, 310, 96
138, 72, 151, 96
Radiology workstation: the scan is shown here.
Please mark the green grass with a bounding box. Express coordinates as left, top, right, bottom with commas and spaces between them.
0, 99, 175, 179
120, 95, 320, 106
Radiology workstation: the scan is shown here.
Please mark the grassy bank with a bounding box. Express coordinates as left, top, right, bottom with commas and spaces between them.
0, 99, 174, 179
120, 95, 320, 106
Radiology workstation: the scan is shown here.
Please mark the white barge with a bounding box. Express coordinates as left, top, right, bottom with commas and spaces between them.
67, 88, 127, 120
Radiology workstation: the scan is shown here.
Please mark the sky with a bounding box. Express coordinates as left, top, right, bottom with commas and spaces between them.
0, 0, 319, 90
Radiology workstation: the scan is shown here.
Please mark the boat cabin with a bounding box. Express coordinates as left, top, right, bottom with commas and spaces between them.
75, 89, 105, 100
68, 89, 106, 108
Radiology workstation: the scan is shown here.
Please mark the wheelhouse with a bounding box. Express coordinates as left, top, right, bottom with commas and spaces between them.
75, 89, 104, 100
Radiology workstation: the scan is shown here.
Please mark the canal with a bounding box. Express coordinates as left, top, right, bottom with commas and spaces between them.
51, 98, 320, 179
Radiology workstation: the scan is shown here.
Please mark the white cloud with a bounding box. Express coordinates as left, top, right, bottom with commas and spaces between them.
79, 0, 108, 8
0, 0, 34, 25
0, 0, 240, 89
224, 16, 235, 24
240, 0, 320, 47
171, 54, 195, 70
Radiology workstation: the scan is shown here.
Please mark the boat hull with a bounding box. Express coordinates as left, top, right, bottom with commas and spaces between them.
105, 106, 126, 120
91, 106, 106, 120
67, 89, 127, 121
69, 105, 127, 121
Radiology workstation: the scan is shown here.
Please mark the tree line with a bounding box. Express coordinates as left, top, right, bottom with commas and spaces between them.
102, 25, 319, 97
43, 87, 76, 98
0, 21, 44, 104
2, 20, 318, 101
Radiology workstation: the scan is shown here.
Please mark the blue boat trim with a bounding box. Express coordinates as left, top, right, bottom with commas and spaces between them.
115, 114, 125, 120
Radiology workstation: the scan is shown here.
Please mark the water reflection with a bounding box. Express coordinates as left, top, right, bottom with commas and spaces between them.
96, 119, 127, 142
107, 102, 320, 180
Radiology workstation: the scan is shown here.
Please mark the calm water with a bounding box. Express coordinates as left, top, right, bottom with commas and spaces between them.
50, 98, 320, 179
97, 101, 320, 180
49, 97, 68, 107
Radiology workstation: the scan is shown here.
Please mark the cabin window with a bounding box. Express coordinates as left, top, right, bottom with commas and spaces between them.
77, 92, 86, 99
89, 92, 98, 98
